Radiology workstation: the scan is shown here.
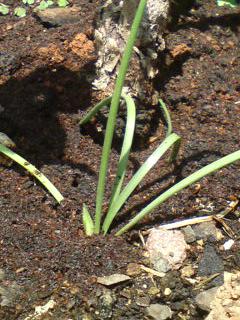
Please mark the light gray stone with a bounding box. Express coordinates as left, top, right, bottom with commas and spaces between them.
34, 7, 81, 27
147, 304, 172, 320
195, 287, 219, 312
182, 226, 196, 243
146, 228, 188, 272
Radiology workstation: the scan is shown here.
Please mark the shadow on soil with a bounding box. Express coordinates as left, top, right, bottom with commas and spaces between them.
0, 64, 94, 168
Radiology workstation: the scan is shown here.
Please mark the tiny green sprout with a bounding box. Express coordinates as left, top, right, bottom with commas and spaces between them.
22, 0, 35, 5
36, 0, 53, 10
14, 7, 27, 18
57, 0, 69, 7
0, 3, 9, 15
216, 0, 239, 7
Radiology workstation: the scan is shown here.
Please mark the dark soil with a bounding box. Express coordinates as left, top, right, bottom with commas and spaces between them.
0, 0, 240, 319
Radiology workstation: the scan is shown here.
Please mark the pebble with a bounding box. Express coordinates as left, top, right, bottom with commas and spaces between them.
182, 226, 196, 243
126, 263, 142, 276
146, 228, 188, 272
193, 221, 222, 241
164, 288, 172, 296
135, 296, 150, 307
223, 239, 234, 251
181, 265, 195, 278
147, 304, 172, 320
198, 245, 224, 286
195, 287, 219, 312
34, 7, 82, 27
97, 274, 130, 286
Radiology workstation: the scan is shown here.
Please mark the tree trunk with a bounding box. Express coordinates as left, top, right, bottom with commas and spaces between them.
93, 0, 170, 106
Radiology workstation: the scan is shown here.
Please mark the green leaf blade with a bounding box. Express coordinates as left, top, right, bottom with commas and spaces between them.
102, 133, 181, 234
0, 144, 64, 203
116, 149, 240, 235
82, 204, 94, 236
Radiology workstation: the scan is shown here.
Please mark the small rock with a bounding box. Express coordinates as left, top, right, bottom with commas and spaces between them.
195, 287, 219, 312
98, 289, 115, 319
147, 304, 172, 320
164, 288, 172, 296
223, 239, 234, 251
0, 282, 22, 307
97, 274, 130, 286
135, 296, 150, 307
198, 245, 224, 286
182, 226, 196, 243
193, 221, 222, 241
146, 228, 188, 272
126, 263, 142, 276
34, 7, 81, 27
148, 287, 160, 296
181, 265, 195, 278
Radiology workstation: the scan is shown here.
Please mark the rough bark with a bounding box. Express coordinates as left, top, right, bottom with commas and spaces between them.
93, 0, 170, 106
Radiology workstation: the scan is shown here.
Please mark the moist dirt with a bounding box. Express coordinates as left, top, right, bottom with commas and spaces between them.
0, 0, 240, 319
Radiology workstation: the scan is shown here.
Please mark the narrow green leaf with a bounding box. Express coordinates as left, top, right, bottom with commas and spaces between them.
116, 149, 240, 235
82, 204, 94, 236
94, 0, 148, 234
14, 7, 27, 17
102, 133, 181, 234
159, 99, 172, 137
79, 97, 112, 126
109, 93, 136, 207
0, 144, 64, 203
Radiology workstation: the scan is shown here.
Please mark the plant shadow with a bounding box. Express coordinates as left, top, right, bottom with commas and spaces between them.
0, 64, 94, 174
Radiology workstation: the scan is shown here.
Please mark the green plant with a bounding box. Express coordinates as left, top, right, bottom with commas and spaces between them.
14, 7, 27, 18
36, 0, 54, 10
80, 0, 240, 236
0, 3, 9, 15
216, 0, 239, 7
22, 0, 35, 5
57, 0, 69, 7
0, 144, 63, 203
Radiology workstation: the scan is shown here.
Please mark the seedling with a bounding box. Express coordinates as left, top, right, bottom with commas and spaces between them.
22, 0, 35, 5
57, 0, 69, 7
14, 7, 27, 18
36, 0, 54, 10
80, 0, 240, 236
0, 3, 9, 15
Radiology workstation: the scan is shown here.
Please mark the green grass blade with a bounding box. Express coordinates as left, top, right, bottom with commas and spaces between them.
102, 133, 181, 234
94, 0, 148, 234
109, 93, 136, 206
159, 99, 172, 137
0, 144, 64, 203
79, 96, 112, 126
159, 99, 180, 163
116, 149, 240, 235
82, 204, 94, 236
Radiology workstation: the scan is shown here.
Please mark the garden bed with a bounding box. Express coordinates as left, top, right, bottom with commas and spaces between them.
0, 0, 240, 319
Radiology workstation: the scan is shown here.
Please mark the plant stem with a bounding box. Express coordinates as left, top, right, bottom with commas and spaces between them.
94, 0, 148, 233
